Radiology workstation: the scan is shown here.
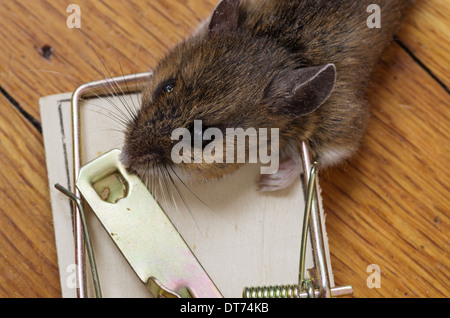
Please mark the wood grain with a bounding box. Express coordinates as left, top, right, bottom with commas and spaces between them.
0, 96, 60, 297
322, 43, 449, 297
0, 0, 217, 120
397, 0, 450, 88
0, 0, 448, 298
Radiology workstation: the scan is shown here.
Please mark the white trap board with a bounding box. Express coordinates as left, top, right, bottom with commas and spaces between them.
40, 91, 334, 298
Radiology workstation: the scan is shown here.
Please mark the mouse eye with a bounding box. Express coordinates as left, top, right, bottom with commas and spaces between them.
164, 83, 174, 93
154, 78, 176, 100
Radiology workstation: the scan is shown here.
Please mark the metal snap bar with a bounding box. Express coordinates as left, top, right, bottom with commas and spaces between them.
74, 149, 222, 298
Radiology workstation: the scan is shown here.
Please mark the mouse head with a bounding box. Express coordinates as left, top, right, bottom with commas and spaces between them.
121, 0, 336, 183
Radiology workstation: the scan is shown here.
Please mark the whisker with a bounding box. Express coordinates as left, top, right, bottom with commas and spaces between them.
167, 166, 256, 242
168, 165, 212, 211
74, 29, 137, 125
156, 166, 170, 209
165, 165, 204, 236
109, 54, 139, 122
27, 69, 85, 85
87, 105, 129, 124
112, 39, 140, 120
161, 165, 180, 213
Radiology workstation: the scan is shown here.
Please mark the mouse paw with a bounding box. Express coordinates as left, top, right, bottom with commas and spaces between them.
258, 158, 303, 192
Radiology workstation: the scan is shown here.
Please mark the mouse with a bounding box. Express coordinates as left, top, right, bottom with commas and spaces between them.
120, 0, 411, 192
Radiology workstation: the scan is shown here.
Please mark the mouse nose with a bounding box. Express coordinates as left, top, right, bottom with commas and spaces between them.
120, 146, 167, 169
119, 150, 133, 169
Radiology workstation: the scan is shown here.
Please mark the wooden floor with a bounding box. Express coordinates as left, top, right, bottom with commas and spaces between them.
0, 0, 448, 298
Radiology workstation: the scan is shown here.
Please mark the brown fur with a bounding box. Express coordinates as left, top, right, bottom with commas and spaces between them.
121, 0, 410, 186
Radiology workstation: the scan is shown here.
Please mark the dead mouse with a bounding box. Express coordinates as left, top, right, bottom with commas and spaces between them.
121, 0, 411, 192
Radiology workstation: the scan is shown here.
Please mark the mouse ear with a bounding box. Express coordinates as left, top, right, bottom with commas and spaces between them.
209, 0, 240, 33
264, 64, 336, 117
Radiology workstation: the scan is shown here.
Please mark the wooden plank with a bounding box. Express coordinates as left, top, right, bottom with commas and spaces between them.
397, 0, 450, 88
321, 42, 449, 297
0, 99, 60, 297
0, 0, 217, 120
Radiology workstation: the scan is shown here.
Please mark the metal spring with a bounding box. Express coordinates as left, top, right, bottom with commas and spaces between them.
243, 285, 301, 298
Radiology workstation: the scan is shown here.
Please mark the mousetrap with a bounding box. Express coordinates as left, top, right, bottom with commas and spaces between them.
40, 73, 353, 298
